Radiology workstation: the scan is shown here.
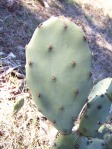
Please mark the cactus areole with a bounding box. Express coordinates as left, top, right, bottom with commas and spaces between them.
26, 16, 92, 134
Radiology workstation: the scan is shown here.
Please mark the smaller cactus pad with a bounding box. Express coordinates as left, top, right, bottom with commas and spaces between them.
78, 78, 112, 137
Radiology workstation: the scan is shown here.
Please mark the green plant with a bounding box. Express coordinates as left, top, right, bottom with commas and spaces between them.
25, 16, 112, 149
78, 78, 112, 137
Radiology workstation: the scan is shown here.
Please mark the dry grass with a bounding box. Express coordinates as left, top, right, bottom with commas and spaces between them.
0, 0, 112, 149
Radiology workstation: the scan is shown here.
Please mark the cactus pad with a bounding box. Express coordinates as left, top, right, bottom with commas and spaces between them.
52, 131, 106, 149
78, 78, 112, 137
26, 16, 92, 134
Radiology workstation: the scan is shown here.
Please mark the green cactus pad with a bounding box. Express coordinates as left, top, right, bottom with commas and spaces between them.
26, 16, 92, 134
78, 78, 112, 137
52, 131, 106, 149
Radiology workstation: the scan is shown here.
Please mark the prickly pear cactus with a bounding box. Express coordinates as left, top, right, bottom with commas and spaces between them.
26, 16, 92, 134
52, 131, 106, 149
78, 78, 112, 137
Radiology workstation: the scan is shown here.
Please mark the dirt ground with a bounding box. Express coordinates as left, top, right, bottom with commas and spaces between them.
0, 0, 112, 148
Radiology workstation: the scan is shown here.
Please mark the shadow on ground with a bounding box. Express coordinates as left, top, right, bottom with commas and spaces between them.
0, 0, 43, 65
